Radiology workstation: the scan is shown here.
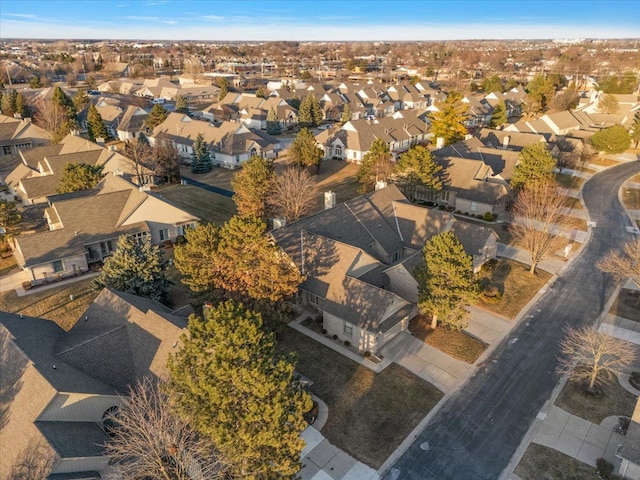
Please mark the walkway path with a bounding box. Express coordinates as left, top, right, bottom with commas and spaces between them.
496, 243, 568, 274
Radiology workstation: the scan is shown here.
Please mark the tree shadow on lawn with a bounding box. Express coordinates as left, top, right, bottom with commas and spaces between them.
277, 328, 442, 469
609, 288, 640, 322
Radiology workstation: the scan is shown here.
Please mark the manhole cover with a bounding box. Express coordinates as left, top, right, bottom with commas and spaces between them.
420, 441, 430, 451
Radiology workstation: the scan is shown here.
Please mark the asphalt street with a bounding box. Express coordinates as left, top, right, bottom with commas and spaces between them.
385, 161, 640, 480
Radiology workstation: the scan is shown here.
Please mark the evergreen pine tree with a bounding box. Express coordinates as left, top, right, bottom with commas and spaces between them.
190, 133, 212, 173
288, 128, 323, 172
415, 231, 479, 330
175, 95, 189, 114
218, 77, 229, 101
87, 103, 110, 142
428, 91, 468, 147
298, 94, 322, 128
510, 143, 557, 192
590, 125, 631, 154
168, 301, 312, 480
145, 103, 168, 130
357, 138, 393, 193
1, 89, 16, 116
14, 92, 28, 118
92, 234, 169, 303
266, 107, 281, 135
489, 100, 508, 128
72, 90, 89, 112
631, 112, 640, 149
394, 145, 443, 202
231, 155, 275, 219
340, 104, 352, 124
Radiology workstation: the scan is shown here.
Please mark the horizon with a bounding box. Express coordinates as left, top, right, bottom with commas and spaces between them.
1, 0, 639, 42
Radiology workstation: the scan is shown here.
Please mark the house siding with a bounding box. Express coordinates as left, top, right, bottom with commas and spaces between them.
323, 311, 379, 354
454, 197, 494, 216
28, 254, 88, 283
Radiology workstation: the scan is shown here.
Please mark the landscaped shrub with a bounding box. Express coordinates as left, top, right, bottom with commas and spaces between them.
364, 351, 372, 357
596, 458, 614, 478
321, 328, 327, 334
163, 240, 173, 249
174, 235, 186, 245
483, 284, 500, 298
344, 340, 350, 347
455, 210, 461, 214
483, 212, 496, 221
332, 334, 338, 340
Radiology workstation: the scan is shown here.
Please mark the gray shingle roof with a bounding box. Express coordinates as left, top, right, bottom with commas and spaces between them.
36, 422, 109, 458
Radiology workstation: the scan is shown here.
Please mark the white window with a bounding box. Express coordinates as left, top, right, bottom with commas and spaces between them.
335, 145, 342, 157
159, 228, 169, 241
344, 322, 353, 337
470, 202, 478, 212
440, 191, 450, 202
132, 231, 149, 243
309, 293, 319, 305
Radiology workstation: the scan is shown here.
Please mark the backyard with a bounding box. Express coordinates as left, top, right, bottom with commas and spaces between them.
0, 277, 99, 331
277, 327, 443, 469
154, 184, 237, 225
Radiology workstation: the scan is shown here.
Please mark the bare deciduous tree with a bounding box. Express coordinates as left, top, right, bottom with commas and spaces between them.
268, 167, 318, 222
105, 377, 225, 480
559, 325, 637, 393
597, 238, 640, 306
510, 180, 567, 274
33, 100, 67, 143
124, 136, 153, 186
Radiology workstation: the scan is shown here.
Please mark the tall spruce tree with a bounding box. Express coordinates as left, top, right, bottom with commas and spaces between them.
297, 94, 323, 128
14, 92, 28, 118
168, 301, 312, 480
288, 128, 323, 172
266, 106, 281, 135
190, 133, 212, 173
510, 143, 557, 192
218, 77, 229, 101
231, 155, 275, 219
92, 234, 169, 303
489, 100, 507, 128
590, 124, 631, 154
357, 138, 393, 193
394, 145, 443, 202
175, 95, 189, 114
145, 103, 168, 130
429, 91, 468, 147
86, 103, 109, 142
57, 163, 104, 193
340, 104, 352, 124
415, 231, 479, 330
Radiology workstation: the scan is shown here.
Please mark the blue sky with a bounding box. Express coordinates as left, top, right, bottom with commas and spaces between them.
1, 0, 639, 41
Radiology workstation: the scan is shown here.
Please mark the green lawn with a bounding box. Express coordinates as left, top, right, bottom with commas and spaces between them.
555, 379, 637, 425
277, 328, 443, 469
515, 443, 602, 480
155, 185, 237, 225
477, 258, 552, 319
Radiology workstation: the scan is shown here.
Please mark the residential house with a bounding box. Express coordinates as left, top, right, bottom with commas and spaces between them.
477, 128, 548, 152
0, 288, 187, 479
10, 174, 198, 284
484, 90, 525, 118
202, 92, 298, 128
116, 105, 149, 141
618, 397, 640, 479
150, 113, 281, 168
271, 184, 497, 354
315, 110, 428, 163
461, 94, 494, 130
0, 114, 50, 157
6, 134, 146, 205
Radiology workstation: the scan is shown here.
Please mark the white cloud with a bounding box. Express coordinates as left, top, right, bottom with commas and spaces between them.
3, 13, 37, 19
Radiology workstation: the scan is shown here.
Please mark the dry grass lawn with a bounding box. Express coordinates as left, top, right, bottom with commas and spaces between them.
477, 259, 552, 319
0, 255, 17, 276
590, 156, 623, 167
555, 172, 585, 190
0, 278, 99, 331
514, 443, 601, 480
561, 195, 583, 210
409, 315, 487, 363
155, 185, 237, 225
179, 165, 236, 190
556, 379, 637, 425
622, 187, 640, 211
277, 328, 443, 468
609, 288, 640, 322
558, 214, 588, 231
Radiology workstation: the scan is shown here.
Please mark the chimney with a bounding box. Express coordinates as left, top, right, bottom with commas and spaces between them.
502, 135, 511, 150
95, 137, 105, 146
272, 217, 287, 229
435, 137, 445, 149
324, 191, 336, 210
375, 180, 387, 191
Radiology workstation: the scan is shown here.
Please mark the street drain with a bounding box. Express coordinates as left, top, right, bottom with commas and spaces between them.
420, 441, 430, 451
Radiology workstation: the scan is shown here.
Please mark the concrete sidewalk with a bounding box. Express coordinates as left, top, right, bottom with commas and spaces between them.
0, 268, 28, 293
378, 332, 474, 394
529, 406, 625, 471
466, 305, 512, 344
497, 243, 568, 275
